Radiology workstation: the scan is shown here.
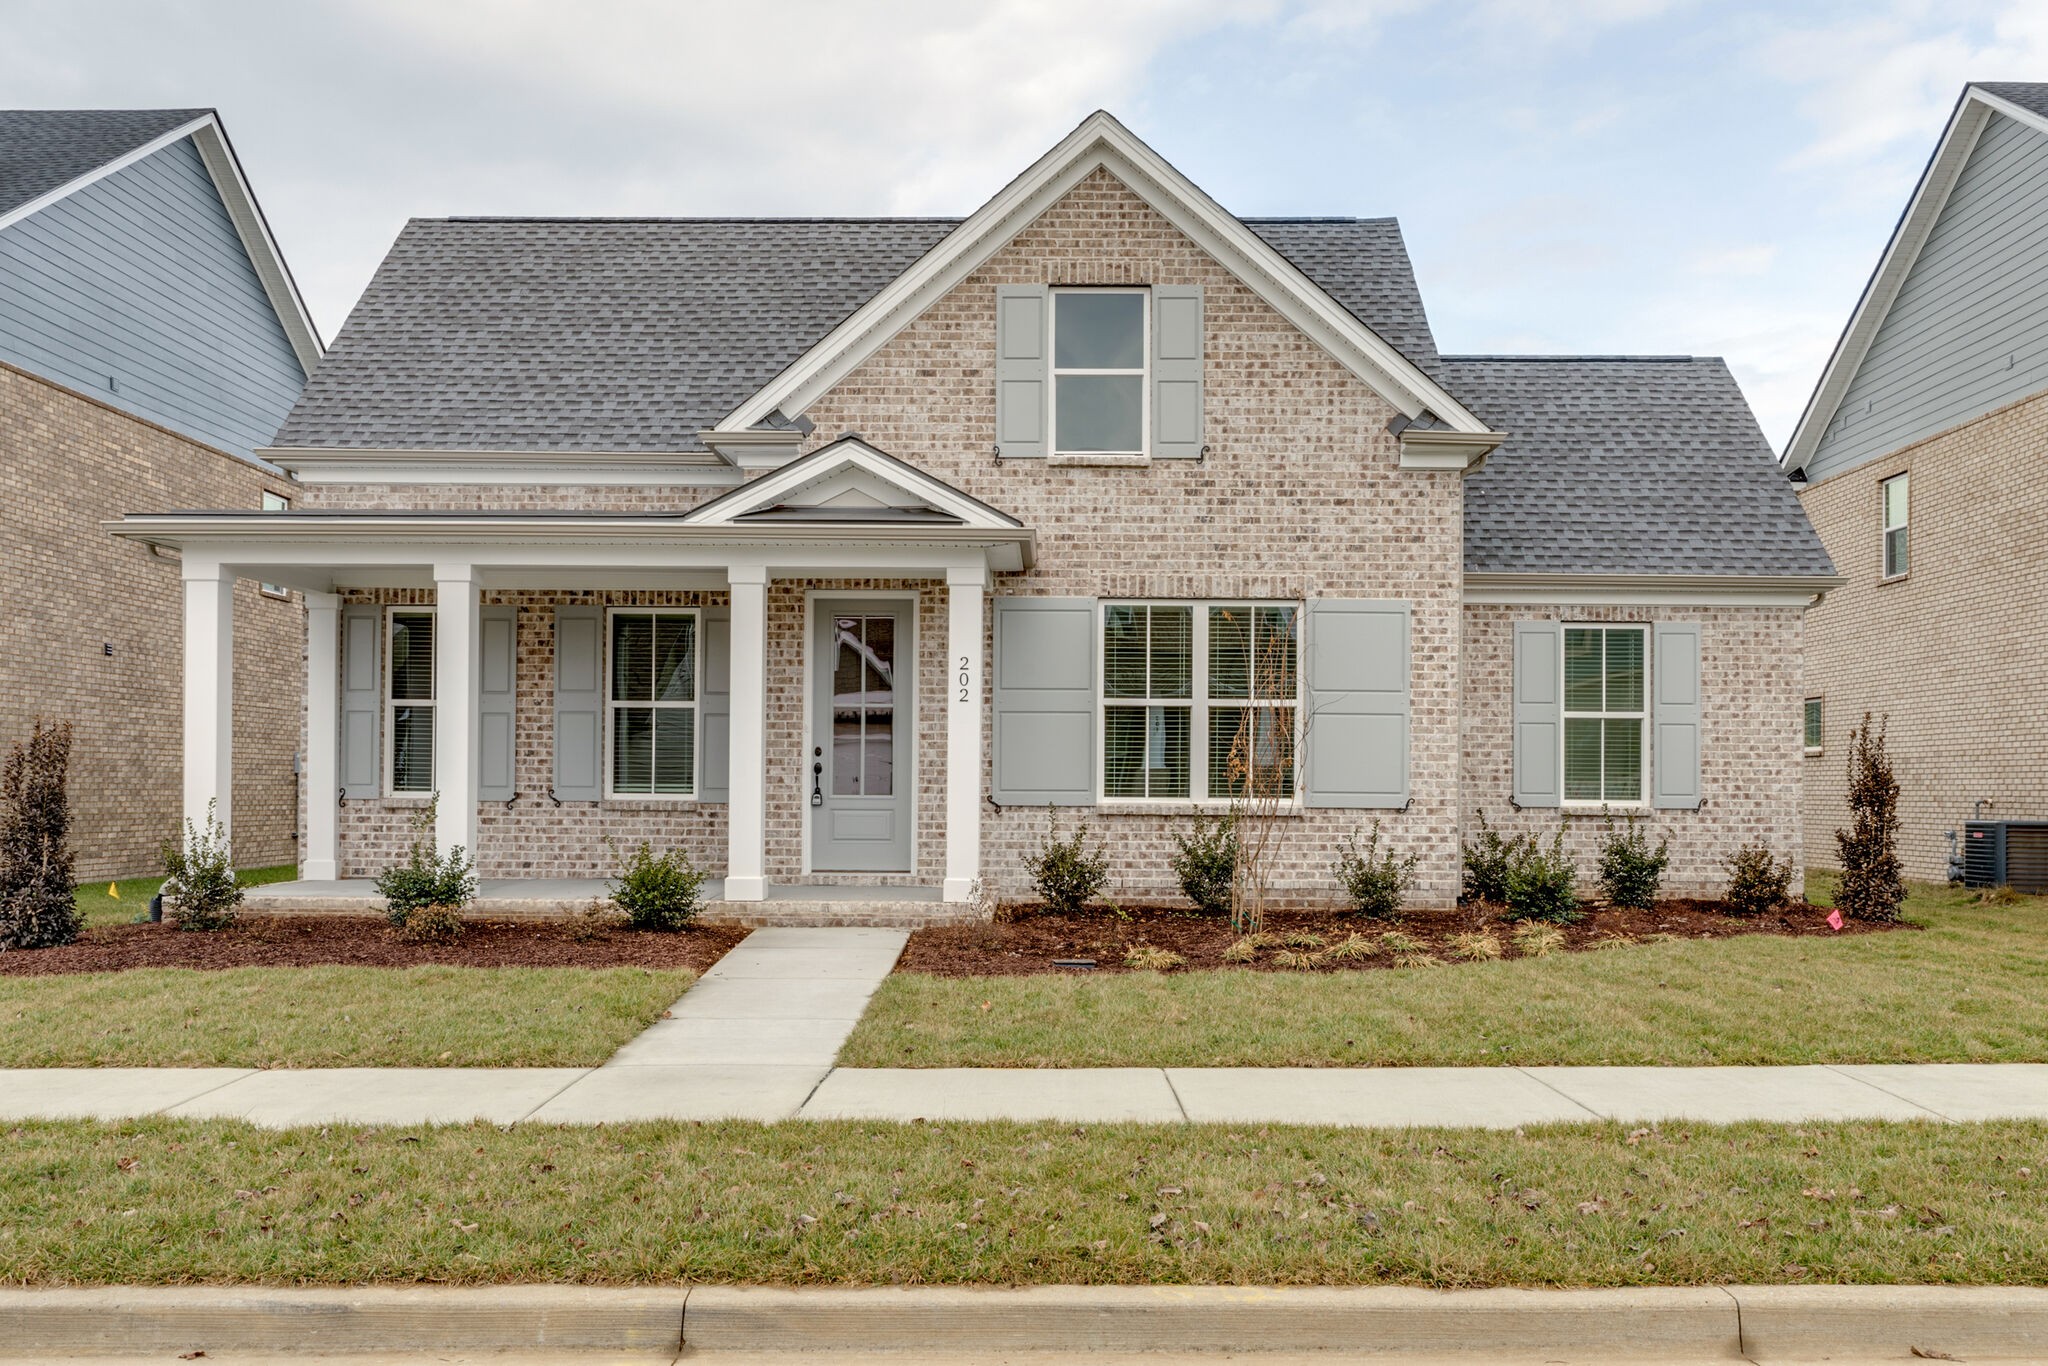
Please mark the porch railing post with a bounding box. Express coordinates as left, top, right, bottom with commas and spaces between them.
725, 565, 769, 901
301, 591, 341, 879
944, 564, 987, 903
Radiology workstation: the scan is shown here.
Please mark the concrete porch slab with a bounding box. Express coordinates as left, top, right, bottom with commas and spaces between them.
1166, 1067, 1600, 1128
526, 1064, 828, 1122
1829, 1062, 2048, 1120
0, 1067, 255, 1120
164, 1068, 589, 1127
242, 878, 981, 927
1523, 1065, 1941, 1124
802, 1068, 1185, 1122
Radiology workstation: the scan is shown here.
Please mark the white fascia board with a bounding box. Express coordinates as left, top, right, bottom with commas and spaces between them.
1463, 572, 1842, 607
1782, 92, 2002, 474
269, 446, 737, 487
714, 111, 1493, 437
683, 435, 1021, 528
187, 118, 326, 370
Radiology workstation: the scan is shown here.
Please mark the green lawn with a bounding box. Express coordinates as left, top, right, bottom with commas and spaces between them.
840, 878, 2048, 1069
0, 966, 694, 1067
73, 864, 299, 929
0, 1117, 2041, 1287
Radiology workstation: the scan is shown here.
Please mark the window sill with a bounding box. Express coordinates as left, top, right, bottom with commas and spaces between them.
1559, 803, 1649, 816
1804, 747, 1824, 758
1048, 452, 1150, 468
1879, 572, 1909, 586
1095, 800, 1305, 819
601, 797, 706, 811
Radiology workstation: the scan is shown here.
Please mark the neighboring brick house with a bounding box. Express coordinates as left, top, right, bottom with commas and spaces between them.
2, 109, 322, 878
114, 113, 1834, 916
1782, 82, 2048, 884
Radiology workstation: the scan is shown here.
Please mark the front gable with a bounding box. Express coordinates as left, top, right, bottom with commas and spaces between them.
683, 435, 1025, 531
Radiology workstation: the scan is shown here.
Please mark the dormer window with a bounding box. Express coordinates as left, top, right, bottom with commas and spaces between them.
1052, 288, 1147, 455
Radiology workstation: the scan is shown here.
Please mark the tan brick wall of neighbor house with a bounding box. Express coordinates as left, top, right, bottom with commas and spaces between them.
1462, 603, 1808, 898
0, 361, 303, 879
1798, 385, 2048, 882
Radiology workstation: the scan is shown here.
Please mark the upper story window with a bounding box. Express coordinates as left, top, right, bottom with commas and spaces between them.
259, 491, 290, 598
1563, 624, 1646, 806
387, 609, 435, 794
1052, 288, 1147, 455
608, 609, 698, 797
1804, 697, 1823, 755
1881, 472, 1909, 579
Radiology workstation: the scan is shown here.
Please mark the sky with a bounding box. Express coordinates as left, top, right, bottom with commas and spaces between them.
5, 0, 2044, 448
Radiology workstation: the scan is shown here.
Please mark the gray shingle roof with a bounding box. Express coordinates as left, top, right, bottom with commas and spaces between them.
1448, 356, 1837, 578
271, 216, 1439, 452
0, 108, 209, 218
1975, 82, 2048, 119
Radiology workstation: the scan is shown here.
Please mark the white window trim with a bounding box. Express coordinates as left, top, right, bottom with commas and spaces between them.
603, 606, 702, 801
1881, 471, 1909, 581
259, 491, 290, 598
1559, 622, 1649, 811
384, 606, 435, 797
1096, 600, 1303, 809
1050, 286, 1149, 458
1804, 697, 1824, 757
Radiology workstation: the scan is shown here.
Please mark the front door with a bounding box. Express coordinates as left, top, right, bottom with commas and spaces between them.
810, 599, 914, 872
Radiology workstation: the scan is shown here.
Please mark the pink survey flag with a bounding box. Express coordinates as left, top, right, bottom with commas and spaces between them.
1826, 908, 1844, 932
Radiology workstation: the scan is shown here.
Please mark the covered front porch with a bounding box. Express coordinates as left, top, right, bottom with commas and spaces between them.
111, 440, 1034, 912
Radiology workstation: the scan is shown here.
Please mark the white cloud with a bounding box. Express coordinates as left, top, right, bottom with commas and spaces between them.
1687, 244, 1779, 277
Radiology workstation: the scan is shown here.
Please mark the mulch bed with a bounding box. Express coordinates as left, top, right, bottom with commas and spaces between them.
895, 900, 1910, 977
0, 916, 749, 977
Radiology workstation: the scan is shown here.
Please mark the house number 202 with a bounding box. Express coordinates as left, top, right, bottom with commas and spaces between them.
958, 656, 973, 703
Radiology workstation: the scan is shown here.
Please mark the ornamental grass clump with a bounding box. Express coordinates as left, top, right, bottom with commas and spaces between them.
1169, 811, 1237, 916
1219, 937, 1260, 964
608, 840, 705, 932
160, 802, 242, 933
0, 720, 80, 951
376, 801, 475, 943
1333, 820, 1419, 919
1447, 929, 1503, 962
1123, 944, 1186, 972
1318, 932, 1376, 964
1835, 713, 1905, 923
1028, 808, 1108, 914
1510, 921, 1566, 958
1724, 842, 1793, 918
1596, 811, 1669, 910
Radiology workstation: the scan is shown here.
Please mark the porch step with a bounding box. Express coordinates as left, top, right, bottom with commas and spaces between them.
239, 878, 982, 928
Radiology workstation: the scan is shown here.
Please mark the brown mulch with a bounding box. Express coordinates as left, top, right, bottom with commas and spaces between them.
895, 899, 1909, 977
0, 916, 749, 977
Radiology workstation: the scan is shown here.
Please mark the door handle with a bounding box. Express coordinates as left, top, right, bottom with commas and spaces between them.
811, 757, 824, 808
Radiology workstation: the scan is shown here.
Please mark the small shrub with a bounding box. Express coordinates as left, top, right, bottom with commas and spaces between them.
570, 897, 624, 942
1724, 842, 1792, 917
608, 841, 705, 932
1334, 821, 1419, 919
1502, 828, 1580, 924
160, 802, 243, 932
1319, 932, 1376, 963
1596, 811, 1669, 910
1270, 948, 1320, 971
1510, 921, 1566, 958
1123, 944, 1186, 972
1447, 929, 1503, 962
1835, 713, 1905, 923
1220, 937, 1260, 964
376, 801, 475, 940
1461, 810, 1532, 905
0, 719, 80, 950
1028, 809, 1108, 914
1169, 811, 1237, 916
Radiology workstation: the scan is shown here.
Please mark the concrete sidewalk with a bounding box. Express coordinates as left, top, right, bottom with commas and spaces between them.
6, 1062, 2048, 1128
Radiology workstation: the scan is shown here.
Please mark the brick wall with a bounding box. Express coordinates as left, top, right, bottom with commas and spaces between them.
0, 361, 302, 878
1461, 603, 1807, 898
1798, 385, 2048, 880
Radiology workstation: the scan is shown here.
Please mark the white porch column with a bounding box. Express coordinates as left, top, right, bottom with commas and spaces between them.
944, 564, 987, 903
181, 557, 235, 841
433, 564, 481, 861
301, 591, 341, 880
725, 565, 769, 901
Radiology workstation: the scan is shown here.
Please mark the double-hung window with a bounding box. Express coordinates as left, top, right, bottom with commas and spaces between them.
259, 491, 289, 598
1102, 602, 1299, 803
608, 609, 698, 797
1052, 288, 1147, 455
1562, 624, 1646, 805
1804, 697, 1824, 755
1881, 472, 1909, 579
387, 609, 435, 794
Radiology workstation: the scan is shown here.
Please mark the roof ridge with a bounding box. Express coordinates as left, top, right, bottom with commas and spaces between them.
422, 214, 1390, 226
1442, 353, 1700, 363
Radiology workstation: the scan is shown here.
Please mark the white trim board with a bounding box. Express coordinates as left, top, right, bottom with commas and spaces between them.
712, 111, 1497, 442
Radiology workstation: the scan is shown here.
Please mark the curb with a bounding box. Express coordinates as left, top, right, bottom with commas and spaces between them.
3, 1284, 2047, 1358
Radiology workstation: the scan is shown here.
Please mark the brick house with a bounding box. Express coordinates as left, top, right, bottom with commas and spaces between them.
1782, 82, 2048, 884
3, 109, 320, 879
114, 113, 1834, 917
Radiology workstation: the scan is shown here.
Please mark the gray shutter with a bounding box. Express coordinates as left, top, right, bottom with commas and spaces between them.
553, 606, 603, 802
991, 596, 1095, 805
1512, 621, 1562, 808
1151, 284, 1203, 459
478, 606, 517, 802
698, 607, 730, 803
1303, 600, 1410, 808
995, 284, 1048, 458
339, 604, 382, 800
1652, 621, 1702, 810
